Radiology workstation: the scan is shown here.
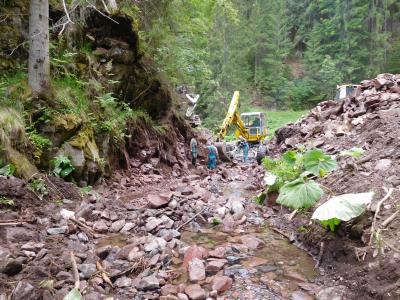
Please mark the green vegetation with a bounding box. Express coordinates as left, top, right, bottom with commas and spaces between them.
340, 148, 365, 158
211, 218, 222, 226
0, 196, 14, 206
27, 130, 53, 161
260, 148, 337, 209
0, 163, 16, 176
133, 0, 400, 126
63, 287, 82, 300
265, 111, 308, 136
51, 155, 74, 179
29, 178, 48, 199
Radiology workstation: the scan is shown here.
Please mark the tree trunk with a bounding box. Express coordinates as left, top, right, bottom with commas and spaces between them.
107, 0, 118, 12
28, 0, 50, 98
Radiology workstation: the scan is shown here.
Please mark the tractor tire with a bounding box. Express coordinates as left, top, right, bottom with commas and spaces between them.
256, 145, 268, 165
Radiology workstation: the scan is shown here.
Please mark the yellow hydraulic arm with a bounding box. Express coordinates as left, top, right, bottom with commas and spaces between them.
217, 91, 249, 141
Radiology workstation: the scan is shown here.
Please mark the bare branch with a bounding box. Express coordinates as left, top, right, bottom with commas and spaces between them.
62, 0, 74, 24
87, 2, 119, 24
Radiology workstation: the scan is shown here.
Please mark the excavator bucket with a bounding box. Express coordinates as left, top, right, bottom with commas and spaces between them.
215, 141, 235, 162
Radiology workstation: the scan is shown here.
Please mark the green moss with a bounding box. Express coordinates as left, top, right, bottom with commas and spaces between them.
0, 107, 26, 148
68, 127, 99, 162
7, 147, 38, 180
53, 113, 83, 132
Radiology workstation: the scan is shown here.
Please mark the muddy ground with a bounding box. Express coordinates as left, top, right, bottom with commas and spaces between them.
267, 73, 400, 300
1, 152, 334, 300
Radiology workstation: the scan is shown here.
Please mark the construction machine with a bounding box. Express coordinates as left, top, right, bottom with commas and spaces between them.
334, 84, 361, 100
176, 85, 202, 127
215, 91, 267, 161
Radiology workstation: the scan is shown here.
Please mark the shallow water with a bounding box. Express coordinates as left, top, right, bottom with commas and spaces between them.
180, 225, 317, 299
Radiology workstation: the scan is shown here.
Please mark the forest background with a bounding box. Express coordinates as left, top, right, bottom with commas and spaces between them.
138, 0, 400, 128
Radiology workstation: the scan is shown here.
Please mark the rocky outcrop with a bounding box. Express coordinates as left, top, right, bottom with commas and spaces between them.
0, 2, 192, 185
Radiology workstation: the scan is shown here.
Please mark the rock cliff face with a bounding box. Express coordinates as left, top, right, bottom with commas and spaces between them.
0, 2, 192, 184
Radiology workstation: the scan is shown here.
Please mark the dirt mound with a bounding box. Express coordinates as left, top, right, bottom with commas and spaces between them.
268, 73, 400, 299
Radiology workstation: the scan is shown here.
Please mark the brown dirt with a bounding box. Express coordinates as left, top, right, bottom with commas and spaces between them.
266, 73, 400, 299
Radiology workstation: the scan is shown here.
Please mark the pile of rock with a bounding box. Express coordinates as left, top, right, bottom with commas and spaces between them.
271, 73, 400, 154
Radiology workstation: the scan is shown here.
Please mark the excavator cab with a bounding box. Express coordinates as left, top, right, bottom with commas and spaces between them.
239, 112, 267, 143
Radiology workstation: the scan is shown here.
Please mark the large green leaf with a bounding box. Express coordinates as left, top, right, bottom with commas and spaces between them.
276, 177, 324, 209
311, 192, 374, 222
63, 288, 82, 300
303, 149, 337, 177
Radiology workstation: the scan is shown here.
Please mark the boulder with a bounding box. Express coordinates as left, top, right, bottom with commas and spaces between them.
145, 217, 164, 232
137, 274, 160, 291
120, 222, 135, 233
177, 293, 189, 300
240, 235, 265, 249
115, 276, 132, 288
182, 245, 207, 270
316, 285, 350, 300
184, 284, 206, 300
212, 275, 233, 294
205, 259, 226, 275
78, 263, 97, 279
161, 284, 178, 296
93, 220, 109, 233
148, 194, 170, 208
47, 226, 68, 235
188, 258, 205, 282
208, 247, 226, 258
110, 219, 126, 233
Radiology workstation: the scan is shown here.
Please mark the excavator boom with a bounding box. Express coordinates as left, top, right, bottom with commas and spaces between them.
217, 91, 249, 141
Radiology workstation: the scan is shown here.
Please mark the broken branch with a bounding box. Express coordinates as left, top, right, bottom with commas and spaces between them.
382, 210, 399, 228
315, 241, 325, 268
288, 209, 298, 221
176, 207, 207, 230
270, 226, 291, 240
0, 222, 27, 226
69, 218, 96, 237
96, 261, 113, 288
70, 251, 80, 290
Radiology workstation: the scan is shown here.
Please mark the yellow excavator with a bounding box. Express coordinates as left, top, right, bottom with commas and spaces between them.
215, 91, 267, 161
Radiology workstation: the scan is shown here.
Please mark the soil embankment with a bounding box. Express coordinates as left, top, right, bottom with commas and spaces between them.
267, 73, 400, 299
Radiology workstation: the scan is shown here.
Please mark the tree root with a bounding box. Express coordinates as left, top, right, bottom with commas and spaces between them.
368, 188, 394, 246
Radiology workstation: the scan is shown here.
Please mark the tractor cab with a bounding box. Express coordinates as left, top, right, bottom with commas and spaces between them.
239, 112, 267, 143
334, 84, 361, 100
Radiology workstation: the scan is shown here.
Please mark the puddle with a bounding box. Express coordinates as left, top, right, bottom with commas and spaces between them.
180, 226, 318, 298
96, 234, 128, 248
